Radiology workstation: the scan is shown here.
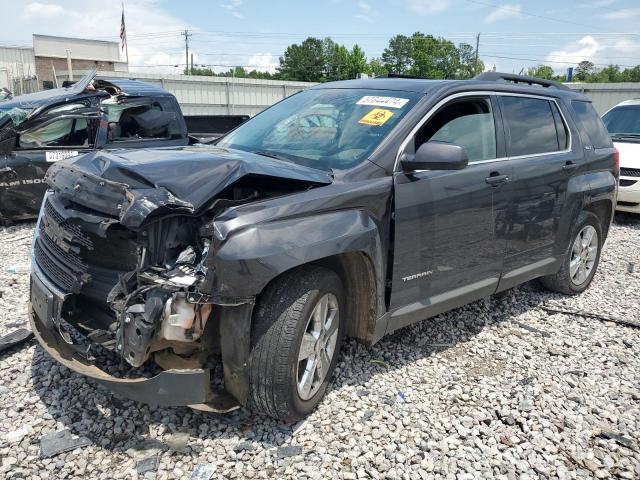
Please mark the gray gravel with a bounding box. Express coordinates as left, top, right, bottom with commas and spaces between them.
1, 215, 639, 479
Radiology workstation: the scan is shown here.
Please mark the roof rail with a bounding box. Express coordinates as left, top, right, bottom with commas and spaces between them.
473, 72, 570, 91
374, 73, 429, 80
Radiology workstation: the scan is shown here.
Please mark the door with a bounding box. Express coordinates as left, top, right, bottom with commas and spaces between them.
388, 94, 511, 331
496, 94, 578, 289
0, 105, 100, 221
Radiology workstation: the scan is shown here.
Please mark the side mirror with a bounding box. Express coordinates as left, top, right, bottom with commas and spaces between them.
401, 141, 469, 172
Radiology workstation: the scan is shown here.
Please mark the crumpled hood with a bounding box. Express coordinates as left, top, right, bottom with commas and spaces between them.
46, 145, 333, 229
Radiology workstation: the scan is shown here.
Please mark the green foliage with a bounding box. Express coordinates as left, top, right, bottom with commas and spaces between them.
186, 33, 640, 84
526, 65, 556, 80
575, 61, 596, 82
185, 66, 278, 80
365, 58, 389, 77
279, 37, 326, 82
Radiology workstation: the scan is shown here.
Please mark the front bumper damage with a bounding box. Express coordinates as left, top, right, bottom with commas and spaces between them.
30, 263, 240, 411
27, 148, 331, 410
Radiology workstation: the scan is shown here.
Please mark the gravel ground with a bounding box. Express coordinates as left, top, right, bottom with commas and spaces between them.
1, 214, 639, 480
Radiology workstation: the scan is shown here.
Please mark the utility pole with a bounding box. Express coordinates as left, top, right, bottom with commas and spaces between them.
66, 49, 73, 81
182, 29, 192, 75
474, 32, 481, 75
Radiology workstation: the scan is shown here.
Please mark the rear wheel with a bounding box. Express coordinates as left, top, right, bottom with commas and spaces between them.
246, 265, 344, 421
540, 211, 602, 295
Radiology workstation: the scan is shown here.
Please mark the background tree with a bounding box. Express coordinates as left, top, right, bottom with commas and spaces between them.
278, 37, 326, 82
347, 45, 368, 79
574, 61, 596, 82
381, 35, 413, 74
457, 42, 481, 79
365, 58, 388, 77
526, 65, 556, 80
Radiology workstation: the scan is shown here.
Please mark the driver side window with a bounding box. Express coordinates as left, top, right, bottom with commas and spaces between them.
414, 97, 497, 163
19, 118, 91, 149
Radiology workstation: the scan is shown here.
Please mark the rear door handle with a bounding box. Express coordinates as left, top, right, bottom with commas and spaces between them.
485, 173, 509, 186
563, 161, 578, 172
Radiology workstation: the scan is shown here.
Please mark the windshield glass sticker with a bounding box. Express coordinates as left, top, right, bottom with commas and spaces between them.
357, 96, 409, 109
46, 151, 79, 163
359, 108, 394, 126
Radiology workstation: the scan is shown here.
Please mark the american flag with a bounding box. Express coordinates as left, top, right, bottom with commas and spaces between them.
120, 6, 127, 53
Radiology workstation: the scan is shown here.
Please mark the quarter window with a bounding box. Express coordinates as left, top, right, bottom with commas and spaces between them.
414, 97, 497, 163
572, 100, 612, 148
103, 101, 172, 141
501, 96, 560, 156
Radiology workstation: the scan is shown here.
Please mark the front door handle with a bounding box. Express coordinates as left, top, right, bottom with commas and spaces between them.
563, 161, 578, 172
485, 173, 509, 186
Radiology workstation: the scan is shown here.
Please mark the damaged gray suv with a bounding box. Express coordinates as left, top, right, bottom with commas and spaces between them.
30, 73, 617, 420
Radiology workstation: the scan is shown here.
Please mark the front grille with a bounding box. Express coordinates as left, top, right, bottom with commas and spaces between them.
43, 199, 92, 248
35, 196, 93, 293
35, 195, 139, 300
34, 240, 80, 292
38, 220, 87, 272
621, 167, 640, 178
620, 179, 638, 187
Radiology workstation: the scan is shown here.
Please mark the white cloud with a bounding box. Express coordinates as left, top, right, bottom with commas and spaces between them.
358, 0, 372, 12
484, 4, 522, 24
604, 8, 640, 20
10, 1, 195, 74
356, 0, 379, 22
247, 53, 278, 73
545, 35, 640, 69
24, 2, 67, 17
220, 0, 244, 19
404, 0, 449, 15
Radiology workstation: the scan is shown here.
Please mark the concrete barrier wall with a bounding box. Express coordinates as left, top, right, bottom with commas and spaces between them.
60, 71, 640, 117
61, 70, 317, 116
566, 83, 640, 114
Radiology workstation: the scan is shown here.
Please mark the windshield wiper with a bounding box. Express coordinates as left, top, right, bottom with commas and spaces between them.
252, 150, 291, 161
611, 133, 640, 139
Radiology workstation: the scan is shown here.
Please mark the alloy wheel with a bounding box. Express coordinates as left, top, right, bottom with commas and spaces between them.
296, 293, 339, 401
569, 225, 598, 285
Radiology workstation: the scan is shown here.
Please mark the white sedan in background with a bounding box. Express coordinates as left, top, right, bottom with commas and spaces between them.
602, 99, 640, 214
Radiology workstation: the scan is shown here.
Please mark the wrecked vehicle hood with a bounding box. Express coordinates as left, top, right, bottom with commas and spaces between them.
45, 145, 333, 229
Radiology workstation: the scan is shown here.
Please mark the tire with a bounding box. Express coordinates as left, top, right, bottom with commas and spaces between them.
247, 265, 345, 421
540, 211, 603, 295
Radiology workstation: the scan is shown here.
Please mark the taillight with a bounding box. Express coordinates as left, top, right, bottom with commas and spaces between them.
613, 147, 620, 177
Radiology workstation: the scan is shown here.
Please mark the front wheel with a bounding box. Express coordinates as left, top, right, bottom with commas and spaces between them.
246, 265, 345, 421
540, 211, 603, 295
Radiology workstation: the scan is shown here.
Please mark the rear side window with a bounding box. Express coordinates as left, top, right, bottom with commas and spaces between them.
571, 100, 612, 148
501, 96, 559, 156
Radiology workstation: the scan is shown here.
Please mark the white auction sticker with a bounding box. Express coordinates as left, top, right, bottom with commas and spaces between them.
357, 96, 409, 109
45, 150, 79, 162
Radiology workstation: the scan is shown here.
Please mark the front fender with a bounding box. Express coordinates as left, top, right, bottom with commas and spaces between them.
203, 209, 385, 300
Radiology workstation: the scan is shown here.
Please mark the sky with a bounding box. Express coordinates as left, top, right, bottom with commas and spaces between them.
2, 0, 640, 76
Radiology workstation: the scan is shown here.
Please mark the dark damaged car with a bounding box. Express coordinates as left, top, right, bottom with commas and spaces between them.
0, 71, 245, 224
29, 73, 617, 420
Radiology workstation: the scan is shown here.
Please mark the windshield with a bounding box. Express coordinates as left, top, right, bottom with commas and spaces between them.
218, 88, 421, 170
0, 106, 32, 127
602, 105, 640, 137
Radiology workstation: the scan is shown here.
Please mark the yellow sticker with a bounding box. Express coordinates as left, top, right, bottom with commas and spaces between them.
358, 108, 394, 126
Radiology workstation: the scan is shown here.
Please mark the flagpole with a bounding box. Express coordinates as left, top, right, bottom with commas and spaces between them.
122, 2, 129, 66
